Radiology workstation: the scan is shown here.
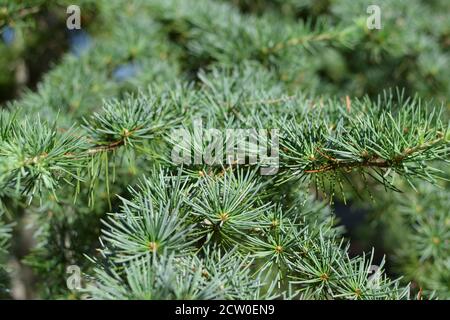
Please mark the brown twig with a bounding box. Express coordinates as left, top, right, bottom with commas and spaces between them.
86, 127, 140, 155
304, 132, 445, 174
87, 139, 125, 155
345, 95, 351, 112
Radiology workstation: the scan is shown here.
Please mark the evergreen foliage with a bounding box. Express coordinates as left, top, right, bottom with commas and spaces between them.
0, 0, 449, 300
